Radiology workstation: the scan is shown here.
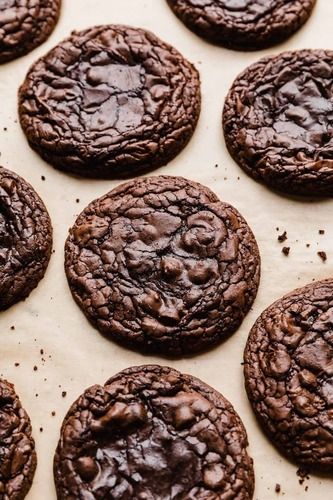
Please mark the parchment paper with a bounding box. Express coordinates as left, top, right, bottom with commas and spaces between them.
0, 1, 332, 498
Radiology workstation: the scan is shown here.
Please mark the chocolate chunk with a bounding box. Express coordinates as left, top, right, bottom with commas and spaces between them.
65, 175, 260, 355
0, 0, 61, 63
317, 251, 327, 262
166, 0, 316, 50
0, 379, 37, 498
244, 279, 333, 471
18, 25, 201, 178
54, 365, 254, 499
223, 50, 333, 196
0, 166, 52, 310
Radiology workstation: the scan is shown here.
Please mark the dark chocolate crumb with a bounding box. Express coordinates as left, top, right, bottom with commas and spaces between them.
10, 325, 15, 330
61, 391, 67, 398
40, 427, 43, 432
214, 164, 218, 168
317, 251, 327, 262
41, 175, 45, 181
3, 127, 7, 131
275, 484, 281, 493
278, 231, 287, 243
40, 349, 44, 355
306, 244, 310, 248
35, 394, 38, 397
51, 411, 56, 416
319, 229, 325, 235
76, 198, 80, 203
282, 247, 290, 256
14, 362, 19, 367
33, 366, 38, 371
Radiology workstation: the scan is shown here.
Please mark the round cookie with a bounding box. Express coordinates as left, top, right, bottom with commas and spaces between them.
166, 0, 316, 50
54, 364, 254, 499
0, 379, 37, 499
223, 49, 333, 196
65, 175, 260, 356
18, 25, 201, 178
0, 0, 61, 64
244, 279, 333, 471
0, 166, 52, 310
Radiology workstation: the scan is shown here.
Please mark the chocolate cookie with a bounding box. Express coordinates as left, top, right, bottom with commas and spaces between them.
244, 279, 333, 471
166, 0, 316, 50
0, 0, 61, 64
54, 364, 254, 499
0, 166, 52, 310
0, 379, 37, 499
65, 175, 260, 356
18, 25, 201, 178
223, 49, 333, 196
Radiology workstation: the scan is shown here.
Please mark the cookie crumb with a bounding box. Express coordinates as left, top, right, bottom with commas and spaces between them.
275, 484, 281, 493
282, 247, 290, 256
317, 251, 327, 262
278, 231, 287, 243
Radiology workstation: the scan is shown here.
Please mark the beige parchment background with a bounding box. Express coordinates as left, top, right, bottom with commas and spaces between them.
0, 1, 332, 498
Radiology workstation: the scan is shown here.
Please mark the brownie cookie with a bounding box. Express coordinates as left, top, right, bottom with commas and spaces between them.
0, 0, 61, 64
0, 379, 37, 499
0, 166, 52, 310
18, 25, 201, 178
166, 0, 316, 50
223, 49, 333, 196
65, 175, 260, 356
54, 365, 254, 499
244, 279, 333, 471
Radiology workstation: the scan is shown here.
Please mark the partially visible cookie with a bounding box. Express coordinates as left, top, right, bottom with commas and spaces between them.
167, 0, 316, 50
0, 0, 61, 63
65, 175, 260, 356
223, 49, 333, 196
18, 25, 201, 178
54, 364, 254, 499
244, 279, 333, 471
0, 379, 37, 499
0, 166, 52, 310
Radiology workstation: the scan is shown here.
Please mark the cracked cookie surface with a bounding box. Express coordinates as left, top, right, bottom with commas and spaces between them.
166, 0, 315, 50
0, 0, 61, 63
0, 166, 52, 310
244, 279, 333, 471
65, 175, 260, 356
54, 364, 254, 499
0, 379, 37, 499
18, 25, 201, 178
223, 49, 333, 196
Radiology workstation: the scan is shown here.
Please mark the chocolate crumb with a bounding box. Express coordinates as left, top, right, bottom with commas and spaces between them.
61, 391, 67, 398
41, 175, 45, 181
51, 411, 56, 416
40, 349, 44, 355
306, 244, 310, 248
10, 325, 15, 330
14, 362, 19, 367
319, 229, 325, 235
76, 198, 80, 203
33, 366, 38, 371
282, 247, 290, 256
278, 231, 287, 243
317, 251, 327, 262
214, 164, 218, 168
275, 484, 281, 493
40, 427, 43, 432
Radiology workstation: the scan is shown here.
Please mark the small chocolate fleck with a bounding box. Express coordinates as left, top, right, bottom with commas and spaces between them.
41, 175, 45, 181
51, 411, 56, 416
282, 247, 290, 256
40, 427, 43, 432
319, 229, 325, 235
61, 391, 67, 398
317, 251, 327, 262
14, 362, 19, 367
76, 198, 80, 203
10, 325, 15, 330
275, 483, 281, 493
33, 366, 38, 371
278, 231, 287, 243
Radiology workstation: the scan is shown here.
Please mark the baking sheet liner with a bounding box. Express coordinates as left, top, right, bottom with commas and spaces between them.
0, 1, 332, 498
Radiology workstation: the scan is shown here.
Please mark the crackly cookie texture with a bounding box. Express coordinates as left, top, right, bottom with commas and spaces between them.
0, 379, 37, 499
65, 176, 260, 356
54, 365, 254, 499
223, 49, 333, 196
0, 166, 52, 310
0, 0, 61, 63
167, 0, 316, 50
244, 279, 333, 471
18, 25, 201, 178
